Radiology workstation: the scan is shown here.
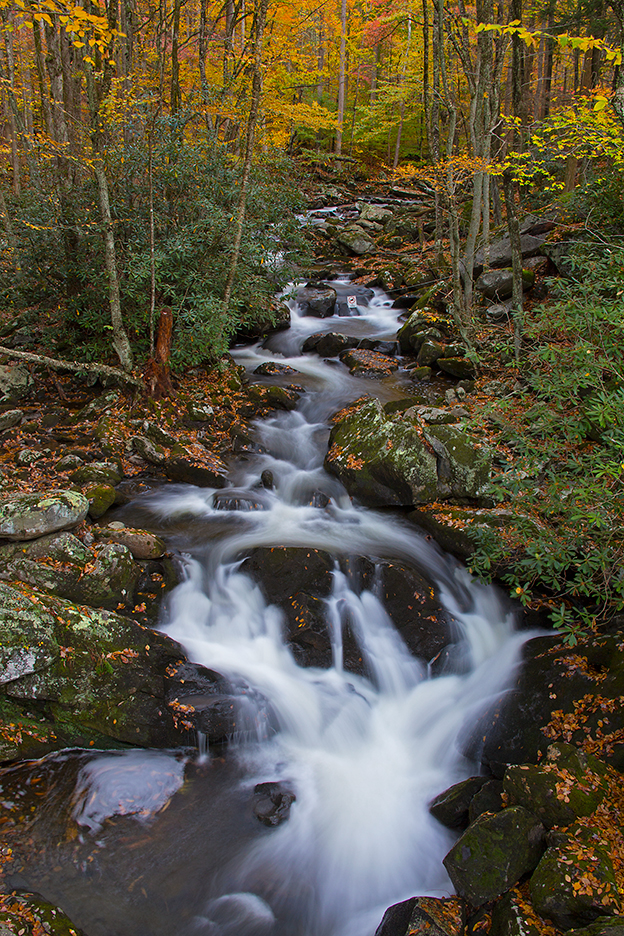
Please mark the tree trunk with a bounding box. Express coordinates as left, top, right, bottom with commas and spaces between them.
336, 0, 347, 154
503, 170, 524, 364
222, 0, 270, 314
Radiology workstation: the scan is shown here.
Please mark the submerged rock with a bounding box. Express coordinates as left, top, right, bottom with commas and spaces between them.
253, 781, 296, 827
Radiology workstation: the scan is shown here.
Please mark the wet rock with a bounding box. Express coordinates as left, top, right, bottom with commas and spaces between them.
84, 482, 116, 520
429, 776, 489, 830
489, 890, 542, 936
0, 408, 23, 431
375, 897, 465, 936
468, 779, 504, 822
213, 493, 265, 511
253, 362, 300, 376
0, 490, 89, 541
338, 349, 399, 378
165, 660, 241, 742
260, 469, 274, 489
0, 891, 86, 936
475, 268, 535, 300
358, 339, 399, 356
244, 385, 301, 413
94, 525, 167, 559
503, 743, 609, 828
438, 357, 476, 380
0, 580, 188, 756
164, 455, 229, 488
309, 491, 330, 508
567, 919, 624, 936
443, 807, 545, 906
302, 332, 325, 352
315, 333, 358, 357
253, 781, 296, 827
466, 629, 624, 776
530, 827, 620, 929
0, 364, 33, 401
295, 283, 337, 317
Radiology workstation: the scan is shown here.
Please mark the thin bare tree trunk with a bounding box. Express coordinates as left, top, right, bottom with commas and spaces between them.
336, 0, 347, 153
222, 0, 269, 314
503, 169, 523, 363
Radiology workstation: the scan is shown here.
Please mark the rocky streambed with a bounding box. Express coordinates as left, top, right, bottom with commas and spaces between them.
0, 246, 622, 936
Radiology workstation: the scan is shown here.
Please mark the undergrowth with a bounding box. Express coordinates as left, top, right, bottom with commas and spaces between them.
469, 239, 624, 645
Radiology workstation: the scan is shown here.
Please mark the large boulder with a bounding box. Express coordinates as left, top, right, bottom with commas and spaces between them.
397, 310, 455, 354
0, 581, 240, 760
472, 233, 546, 277
443, 807, 545, 906
0, 490, 89, 541
465, 629, 624, 776
295, 284, 337, 317
0, 363, 33, 401
475, 268, 535, 300
375, 897, 465, 936
325, 398, 491, 508
336, 225, 375, 256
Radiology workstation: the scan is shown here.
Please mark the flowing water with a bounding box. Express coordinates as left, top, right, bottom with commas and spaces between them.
0, 279, 529, 936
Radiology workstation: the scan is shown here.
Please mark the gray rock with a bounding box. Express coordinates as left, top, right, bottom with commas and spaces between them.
443, 806, 545, 906
0, 490, 89, 541
15, 448, 48, 466
473, 233, 546, 276
359, 203, 393, 225
336, 225, 375, 256
95, 526, 167, 560
55, 453, 85, 471
69, 461, 122, 485
0, 364, 32, 401
475, 268, 535, 300
0, 408, 23, 430
295, 284, 337, 317
132, 435, 166, 465
187, 402, 214, 421
77, 391, 119, 421
416, 339, 445, 366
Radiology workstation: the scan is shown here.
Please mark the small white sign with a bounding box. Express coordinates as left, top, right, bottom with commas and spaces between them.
347, 295, 358, 308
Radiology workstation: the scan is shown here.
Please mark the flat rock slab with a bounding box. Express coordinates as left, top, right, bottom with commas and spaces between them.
0, 490, 89, 541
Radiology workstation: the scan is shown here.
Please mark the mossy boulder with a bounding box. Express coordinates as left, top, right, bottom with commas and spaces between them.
530, 827, 620, 929
503, 743, 610, 829
465, 629, 624, 775
443, 806, 545, 906
437, 357, 476, 380
325, 398, 491, 507
489, 890, 542, 936
0, 891, 85, 936
375, 897, 465, 936
94, 524, 167, 559
69, 461, 122, 486
0, 534, 140, 611
429, 776, 489, 830
0, 490, 89, 541
83, 482, 116, 519
397, 309, 455, 353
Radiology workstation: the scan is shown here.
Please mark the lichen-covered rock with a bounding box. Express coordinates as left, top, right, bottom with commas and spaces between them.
530, 828, 620, 929
69, 461, 122, 486
83, 482, 116, 519
424, 425, 492, 501
0, 891, 85, 936
0, 490, 89, 541
325, 398, 491, 507
0, 363, 32, 401
95, 524, 167, 559
0, 581, 183, 753
132, 435, 166, 465
375, 897, 465, 936
443, 807, 545, 906
0, 408, 23, 431
336, 225, 375, 256
429, 776, 489, 830
503, 743, 609, 829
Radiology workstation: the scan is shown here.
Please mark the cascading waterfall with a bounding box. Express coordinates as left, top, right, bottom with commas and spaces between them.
125, 279, 529, 936
0, 278, 531, 936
